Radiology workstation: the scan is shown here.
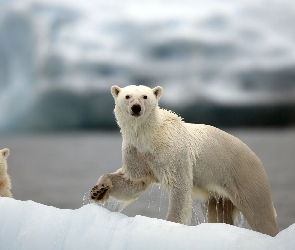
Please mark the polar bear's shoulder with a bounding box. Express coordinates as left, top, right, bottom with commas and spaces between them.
159, 108, 183, 123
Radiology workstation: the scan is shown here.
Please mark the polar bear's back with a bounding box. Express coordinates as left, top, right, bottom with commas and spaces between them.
185, 123, 269, 194
157, 110, 263, 177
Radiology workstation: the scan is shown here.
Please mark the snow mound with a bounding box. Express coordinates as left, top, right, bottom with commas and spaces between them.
0, 198, 293, 250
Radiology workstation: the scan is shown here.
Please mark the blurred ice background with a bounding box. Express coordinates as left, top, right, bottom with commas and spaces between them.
0, 0, 295, 232
1, 0, 295, 131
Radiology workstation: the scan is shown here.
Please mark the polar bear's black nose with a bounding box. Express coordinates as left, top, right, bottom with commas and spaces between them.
131, 104, 141, 115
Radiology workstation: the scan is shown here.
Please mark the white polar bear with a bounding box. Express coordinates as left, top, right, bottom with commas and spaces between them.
90, 85, 278, 237
0, 148, 12, 198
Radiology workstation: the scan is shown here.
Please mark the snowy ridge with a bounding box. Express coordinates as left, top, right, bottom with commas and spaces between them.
0, 198, 293, 250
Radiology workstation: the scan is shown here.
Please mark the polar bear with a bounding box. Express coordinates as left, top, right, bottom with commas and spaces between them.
90, 85, 278, 237
0, 148, 12, 198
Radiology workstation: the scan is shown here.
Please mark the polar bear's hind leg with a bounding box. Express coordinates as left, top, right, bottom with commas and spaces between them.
204, 196, 236, 225
235, 195, 279, 236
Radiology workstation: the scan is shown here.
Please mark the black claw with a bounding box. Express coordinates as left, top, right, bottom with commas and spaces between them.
97, 189, 108, 200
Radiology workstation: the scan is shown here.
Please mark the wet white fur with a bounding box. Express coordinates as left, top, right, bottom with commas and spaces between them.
0, 148, 12, 198
94, 85, 278, 236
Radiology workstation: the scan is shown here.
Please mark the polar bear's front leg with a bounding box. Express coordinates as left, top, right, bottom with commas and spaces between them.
166, 184, 193, 225
90, 168, 151, 203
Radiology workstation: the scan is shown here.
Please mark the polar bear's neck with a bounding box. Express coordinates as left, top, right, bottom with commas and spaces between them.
0, 162, 8, 181
115, 106, 162, 151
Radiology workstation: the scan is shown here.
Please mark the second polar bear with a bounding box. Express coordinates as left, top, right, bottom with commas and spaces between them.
0, 148, 12, 198
90, 85, 278, 237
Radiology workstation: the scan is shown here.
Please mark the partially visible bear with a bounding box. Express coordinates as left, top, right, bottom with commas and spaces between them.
90, 85, 278, 237
0, 148, 12, 198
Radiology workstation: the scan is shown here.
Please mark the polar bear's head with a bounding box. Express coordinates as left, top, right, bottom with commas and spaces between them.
111, 85, 163, 119
0, 148, 10, 174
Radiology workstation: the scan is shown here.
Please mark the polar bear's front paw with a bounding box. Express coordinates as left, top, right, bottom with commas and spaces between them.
90, 175, 113, 202
90, 184, 109, 201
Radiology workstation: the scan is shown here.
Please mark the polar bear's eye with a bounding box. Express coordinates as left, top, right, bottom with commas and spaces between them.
125, 95, 130, 99
143, 95, 148, 99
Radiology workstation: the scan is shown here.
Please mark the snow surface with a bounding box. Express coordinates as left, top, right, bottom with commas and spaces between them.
0, 198, 293, 250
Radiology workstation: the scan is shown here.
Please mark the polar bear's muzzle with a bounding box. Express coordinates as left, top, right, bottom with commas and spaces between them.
131, 104, 141, 117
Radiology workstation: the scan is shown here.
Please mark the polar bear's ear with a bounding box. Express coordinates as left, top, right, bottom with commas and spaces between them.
1, 148, 10, 159
152, 86, 163, 100
111, 85, 121, 98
